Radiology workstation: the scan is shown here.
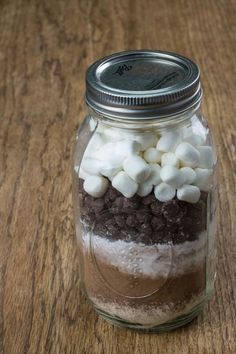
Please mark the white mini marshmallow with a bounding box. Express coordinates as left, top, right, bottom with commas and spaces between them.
191, 118, 208, 141
107, 174, 115, 182
96, 142, 123, 164
177, 185, 201, 203
103, 127, 133, 142
161, 152, 180, 168
194, 168, 213, 191
78, 167, 90, 180
180, 126, 193, 138
83, 176, 109, 197
102, 128, 123, 141
154, 183, 175, 202
81, 157, 101, 175
93, 142, 124, 179
160, 165, 186, 189
137, 182, 153, 197
180, 125, 207, 143
175, 142, 200, 167
134, 132, 157, 150
115, 139, 141, 157
112, 171, 138, 198
156, 131, 181, 152
143, 147, 162, 163
84, 133, 105, 157
146, 163, 162, 185
100, 160, 122, 179
180, 167, 196, 184
123, 156, 151, 183
184, 133, 205, 147
198, 146, 214, 169
95, 142, 114, 160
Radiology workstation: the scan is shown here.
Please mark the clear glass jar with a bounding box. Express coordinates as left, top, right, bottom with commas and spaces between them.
72, 51, 217, 332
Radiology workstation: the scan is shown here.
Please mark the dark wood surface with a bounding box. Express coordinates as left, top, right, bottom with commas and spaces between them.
0, 0, 235, 353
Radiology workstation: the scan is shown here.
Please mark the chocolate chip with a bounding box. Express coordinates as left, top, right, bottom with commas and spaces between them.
166, 222, 178, 233
104, 194, 111, 205
150, 202, 162, 216
110, 208, 120, 215
136, 210, 151, 224
99, 212, 112, 222
104, 219, 118, 234
110, 197, 123, 214
142, 194, 156, 205
151, 216, 165, 231
169, 214, 185, 224
172, 230, 196, 244
135, 232, 152, 244
104, 218, 116, 227
131, 194, 142, 203
162, 199, 180, 218
91, 199, 105, 213
94, 224, 107, 237
121, 228, 137, 242
123, 198, 140, 212
107, 187, 118, 201
181, 217, 192, 229
152, 230, 172, 244
113, 197, 123, 208
114, 215, 126, 227
126, 215, 138, 227
140, 223, 152, 235
84, 195, 94, 206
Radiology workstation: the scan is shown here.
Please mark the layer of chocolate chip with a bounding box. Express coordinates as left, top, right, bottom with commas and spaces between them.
78, 178, 208, 245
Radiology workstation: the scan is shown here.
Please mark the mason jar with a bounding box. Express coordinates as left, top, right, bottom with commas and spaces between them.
72, 50, 217, 332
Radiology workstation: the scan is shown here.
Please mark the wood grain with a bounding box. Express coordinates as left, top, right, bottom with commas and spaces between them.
0, 0, 235, 353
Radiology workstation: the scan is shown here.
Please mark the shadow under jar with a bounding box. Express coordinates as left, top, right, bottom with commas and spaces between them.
72, 50, 217, 332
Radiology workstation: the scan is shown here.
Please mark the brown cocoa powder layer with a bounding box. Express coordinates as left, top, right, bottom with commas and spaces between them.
82, 251, 206, 307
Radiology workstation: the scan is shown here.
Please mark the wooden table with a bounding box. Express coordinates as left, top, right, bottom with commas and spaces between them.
0, 0, 235, 353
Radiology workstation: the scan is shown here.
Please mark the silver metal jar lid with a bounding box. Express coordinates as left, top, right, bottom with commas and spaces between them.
85, 50, 202, 120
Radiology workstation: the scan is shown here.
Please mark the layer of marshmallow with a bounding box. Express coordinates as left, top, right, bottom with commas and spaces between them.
77, 123, 215, 202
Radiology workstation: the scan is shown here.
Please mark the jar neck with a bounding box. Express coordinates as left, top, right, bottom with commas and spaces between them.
88, 101, 202, 132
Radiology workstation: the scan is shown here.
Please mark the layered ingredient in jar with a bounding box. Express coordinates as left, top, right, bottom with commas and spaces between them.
76, 119, 214, 326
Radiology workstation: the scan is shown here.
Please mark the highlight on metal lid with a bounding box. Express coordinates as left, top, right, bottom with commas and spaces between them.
85, 50, 202, 119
